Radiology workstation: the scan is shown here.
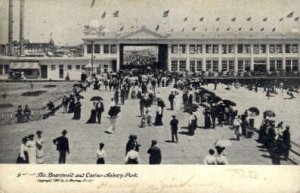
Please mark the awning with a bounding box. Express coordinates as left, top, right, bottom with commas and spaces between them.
10, 62, 40, 70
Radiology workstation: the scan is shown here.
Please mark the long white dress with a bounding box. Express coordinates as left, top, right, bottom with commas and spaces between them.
36, 137, 44, 164
26, 140, 36, 164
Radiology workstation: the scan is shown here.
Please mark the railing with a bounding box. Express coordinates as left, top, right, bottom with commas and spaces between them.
289, 141, 300, 165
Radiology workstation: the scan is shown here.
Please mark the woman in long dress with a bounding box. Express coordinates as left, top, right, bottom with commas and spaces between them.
36, 131, 44, 164
16, 137, 29, 163
26, 134, 36, 164
96, 143, 106, 164
87, 102, 97, 123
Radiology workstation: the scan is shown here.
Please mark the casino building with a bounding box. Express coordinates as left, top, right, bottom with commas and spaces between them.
1, 25, 300, 80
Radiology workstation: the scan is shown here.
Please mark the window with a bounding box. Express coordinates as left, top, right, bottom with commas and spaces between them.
51, 65, 56, 70
285, 44, 291, 53
269, 45, 275, 53
244, 44, 250, 53
0, 64, 3, 74
229, 60, 234, 71
253, 45, 259, 54
245, 60, 250, 71
270, 60, 276, 71
238, 60, 244, 71
196, 60, 202, 71
171, 45, 178, 54
82, 65, 86, 70
238, 44, 243, 53
179, 60, 186, 71
76, 65, 81, 70
104, 45, 110, 54
68, 65, 72, 70
190, 60, 196, 71
206, 60, 212, 71
96, 66, 101, 74
171, 60, 178, 71
179, 45, 186, 54
213, 45, 219, 54
276, 44, 282, 53
196, 45, 202, 53
94, 44, 100, 53
4, 65, 9, 74
260, 45, 266, 53
212, 60, 219, 71
103, 64, 108, 73
222, 60, 228, 71
189, 45, 195, 54
87, 44, 92, 54
292, 60, 298, 71
277, 60, 282, 70
111, 45, 116, 54
292, 44, 298, 53
206, 45, 212, 53
229, 45, 235, 53
222, 45, 227, 54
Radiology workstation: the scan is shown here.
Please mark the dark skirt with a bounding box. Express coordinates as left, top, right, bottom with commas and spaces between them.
16, 152, 29, 164
126, 158, 138, 164
96, 158, 105, 164
86, 110, 97, 123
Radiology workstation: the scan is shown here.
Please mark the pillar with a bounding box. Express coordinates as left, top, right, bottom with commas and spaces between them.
186, 43, 190, 71
250, 44, 254, 71
266, 44, 270, 72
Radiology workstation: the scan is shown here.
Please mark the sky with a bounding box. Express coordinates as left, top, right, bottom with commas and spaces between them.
0, 0, 299, 46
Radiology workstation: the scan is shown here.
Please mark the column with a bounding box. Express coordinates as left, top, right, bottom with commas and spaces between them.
186, 44, 190, 71
282, 44, 286, 71
266, 44, 270, 72
168, 44, 172, 71
203, 44, 206, 74
298, 43, 300, 73
116, 44, 120, 71
250, 44, 254, 71
218, 44, 222, 73
83, 44, 87, 57
234, 44, 238, 74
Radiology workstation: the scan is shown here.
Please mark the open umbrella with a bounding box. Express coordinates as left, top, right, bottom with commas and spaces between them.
184, 103, 199, 113
263, 110, 276, 117
215, 139, 232, 147
200, 102, 210, 108
211, 96, 222, 103
90, 96, 103, 101
222, 100, 236, 106
248, 107, 260, 115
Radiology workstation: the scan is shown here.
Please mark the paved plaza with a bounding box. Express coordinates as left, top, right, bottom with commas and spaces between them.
0, 83, 297, 165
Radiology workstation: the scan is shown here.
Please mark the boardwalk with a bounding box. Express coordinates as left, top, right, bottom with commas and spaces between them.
0, 84, 294, 164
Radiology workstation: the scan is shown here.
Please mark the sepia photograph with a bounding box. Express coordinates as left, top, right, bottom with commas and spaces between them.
0, 0, 299, 192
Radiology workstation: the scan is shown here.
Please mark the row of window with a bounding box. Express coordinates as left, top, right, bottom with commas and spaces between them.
87, 44, 117, 54
51, 64, 83, 71
171, 59, 299, 72
171, 44, 299, 54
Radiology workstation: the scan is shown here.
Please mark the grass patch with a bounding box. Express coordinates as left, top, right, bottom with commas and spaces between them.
0, 103, 14, 108
21, 90, 47, 96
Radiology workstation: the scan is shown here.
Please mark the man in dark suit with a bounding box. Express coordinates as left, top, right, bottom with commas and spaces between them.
168, 91, 175, 110
96, 100, 104, 124
147, 140, 162, 164
53, 130, 70, 164
170, 115, 179, 143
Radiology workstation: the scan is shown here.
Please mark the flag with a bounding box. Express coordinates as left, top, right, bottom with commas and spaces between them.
120, 25, 124, 31
182, 28, 185, 32
155, 25, 160, 31
263, 17, 267, 22
287, 11, 294, 18
238, 27, 242, 31
192, 27, 196, 31
101, 12, 106, 19
184, 17, 188, 22
199, 17, 204, 22
226, 27, 230, 31
295, 17, 299, 21
272, 28, 276, 32
50, 32, 53, 37
90, 0, 95, 8
250, 28, 253, 31
260, 28, 264, 31
216, 17, 220, 21
247, 17, 251, 21
216, 28, 219, 31
163, 10, 169, 17
279, 17, 284, 22
113, 10, 119, 17
231, 17, 236, 22
205, 28, 207, 32
171, 28, 174, 32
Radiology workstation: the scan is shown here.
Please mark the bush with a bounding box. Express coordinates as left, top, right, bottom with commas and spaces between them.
21, 90, 47, 96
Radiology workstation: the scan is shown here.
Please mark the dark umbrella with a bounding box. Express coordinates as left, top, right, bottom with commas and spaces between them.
200, 102, 210, 108
184, 103, 199, 113
90, 96, 103, 101
263, 110, 276, 117
248, 107, 260, 115
222, 99, 236, 106
211, 96, 222, 103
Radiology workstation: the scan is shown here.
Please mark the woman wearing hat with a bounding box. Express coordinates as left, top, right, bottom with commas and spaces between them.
36, 131, 44, 164
26, 134, 36, 164
96, 143, 106, 164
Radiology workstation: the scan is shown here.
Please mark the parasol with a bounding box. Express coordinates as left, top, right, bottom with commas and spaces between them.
90, 96, 103, 101
263, 110, 276, 117
248, 107, 260, 115
222, 99, 236, 106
